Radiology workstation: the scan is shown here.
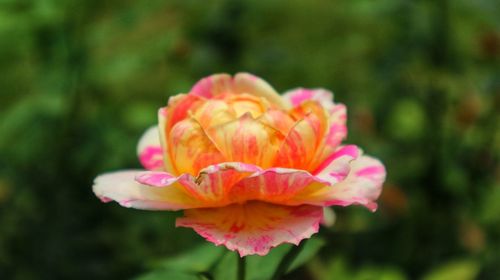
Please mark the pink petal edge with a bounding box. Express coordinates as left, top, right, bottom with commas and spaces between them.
176, 202, 324, 256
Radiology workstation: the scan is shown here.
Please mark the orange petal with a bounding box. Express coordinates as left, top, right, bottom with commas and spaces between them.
309, 103, 348, 170
169, 117, 225, 175
192, 99, 235, 129
225, 93, 271, 118
176, 201, 323, 256
274, 101, 329, 170
232, 73, 289, 109
282, 88, 348, 171
257, 109, 295, 136
158, 107, 177, 174
206, 114, 284, 169
165, 94, 205, 133
228, 167, 332, 206
136, 162, 261, 206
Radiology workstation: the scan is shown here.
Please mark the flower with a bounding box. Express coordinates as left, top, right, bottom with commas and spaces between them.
93, 73, 386, 256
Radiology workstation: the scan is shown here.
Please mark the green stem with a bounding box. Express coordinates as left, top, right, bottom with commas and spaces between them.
237, 254, 246, 280
271, 239, 308, 280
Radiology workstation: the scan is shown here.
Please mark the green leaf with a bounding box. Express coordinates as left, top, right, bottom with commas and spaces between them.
155, 243, 226, 273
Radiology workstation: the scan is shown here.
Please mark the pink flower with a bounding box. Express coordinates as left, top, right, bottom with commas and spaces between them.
93, 73, 386, 256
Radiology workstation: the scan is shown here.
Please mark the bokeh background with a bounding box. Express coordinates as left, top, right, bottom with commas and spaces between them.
0, 0, 498, 279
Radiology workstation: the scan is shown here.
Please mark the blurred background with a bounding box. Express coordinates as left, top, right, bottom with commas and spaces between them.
0, 0, 498, 279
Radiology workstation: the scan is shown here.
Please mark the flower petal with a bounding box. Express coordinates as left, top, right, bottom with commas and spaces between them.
206, 113, 284, 169
190, 73, 290, 109
233, 73, 289, 109
164, 94, 205, 133
274, 101, 329, 170
283, 88, 335, 111
169, 117, 225, 175
312, 145, 360, 181
137, 126, 164, 171
92, 170, 201, 210
309, 103, 347, 170
176, 201, 323, 256
192, 99, 235, 129
158, 107, 178, 174
137, 162, 260, 206
228, 167, 332, 206
257, 109, 295, 136
189, 73, 232, 99
323, 155, 386, 211
282, 88, 348, 171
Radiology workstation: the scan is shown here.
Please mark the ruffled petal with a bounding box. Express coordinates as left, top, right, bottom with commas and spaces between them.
206, 113, 284, 169
137, 126, 164, 171
312, 145, 360, 182
228, 167, 332, 206
137, 162, 260, 206
176, 201, 323, 256
190, 73, 290, 109
92, 170, 201, 210
324, 155, 386, 212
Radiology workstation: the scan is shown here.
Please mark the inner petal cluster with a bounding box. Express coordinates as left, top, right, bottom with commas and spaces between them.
163, 91, 331, 176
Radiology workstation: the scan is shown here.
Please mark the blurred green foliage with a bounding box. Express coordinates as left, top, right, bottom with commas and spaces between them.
0, 0, 498, 279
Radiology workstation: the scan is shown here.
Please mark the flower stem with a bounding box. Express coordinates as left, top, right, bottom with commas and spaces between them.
237, 254, 246, 280
271, 239, 308, 280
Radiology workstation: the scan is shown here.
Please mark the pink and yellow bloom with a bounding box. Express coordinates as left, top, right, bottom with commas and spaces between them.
93, 73, 386, 256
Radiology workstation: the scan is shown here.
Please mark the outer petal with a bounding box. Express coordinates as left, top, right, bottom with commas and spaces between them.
137, 162, 260, 206
92, 170, 201, 210
190, 73, 290, 109
137, 126, 164, 171
228, 167, 333, 206
323, 155, 386, 212
312, 145, 360, 181
176, 201, 323, 256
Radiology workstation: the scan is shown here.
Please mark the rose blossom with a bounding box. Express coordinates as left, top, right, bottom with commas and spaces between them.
93, 73, 386, 256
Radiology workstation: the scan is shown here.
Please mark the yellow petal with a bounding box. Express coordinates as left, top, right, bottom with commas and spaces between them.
189, 73, 291, 110
206, 114, 284, 169
169, 117, 225, 175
